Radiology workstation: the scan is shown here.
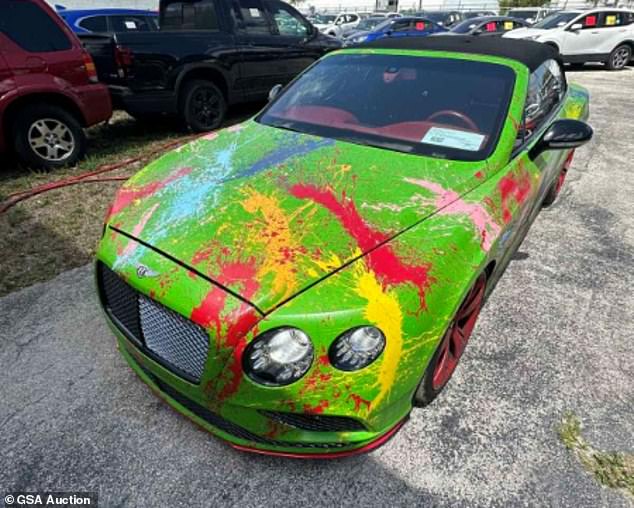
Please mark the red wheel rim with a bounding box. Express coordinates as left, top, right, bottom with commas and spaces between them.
555, 168, 567, 194
432, 276, 486, 390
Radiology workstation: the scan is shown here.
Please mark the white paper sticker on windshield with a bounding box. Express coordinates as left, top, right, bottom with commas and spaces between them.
125, 21, 137, 29
421, 127, 485, 151
249, 8, 261, 17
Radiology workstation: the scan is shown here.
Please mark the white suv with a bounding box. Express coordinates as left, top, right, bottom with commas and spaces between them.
504, 9, 634, 70
319, 13, 363, 38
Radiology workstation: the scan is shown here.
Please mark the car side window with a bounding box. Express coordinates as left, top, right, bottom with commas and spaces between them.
391, 19, 411, 32
579, 13, 600, 29
265, 1, 309, 37
234, 0, 272, 34
109, 16, 157, 32
162, 1, 220, 31
0, 0, 72, 52
600, 12, 632, 27
517, 59, 566, 145
79, 15, 108, 33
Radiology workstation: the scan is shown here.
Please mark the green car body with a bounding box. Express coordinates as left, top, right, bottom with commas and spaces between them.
96, 43, 591, 457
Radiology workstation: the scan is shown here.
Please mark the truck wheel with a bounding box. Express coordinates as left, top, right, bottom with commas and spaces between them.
13, 104, 85, 169
181, 80, 226, 132
606, 45, 632, 70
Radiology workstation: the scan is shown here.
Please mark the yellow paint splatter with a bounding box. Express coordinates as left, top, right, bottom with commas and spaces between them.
353, 262, 403, 408
241, 188, 298, 301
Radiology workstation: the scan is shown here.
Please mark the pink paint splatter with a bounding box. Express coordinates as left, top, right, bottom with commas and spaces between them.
108, 166, 192, 218
404, 177, 501, 252
120, 203, 159, 257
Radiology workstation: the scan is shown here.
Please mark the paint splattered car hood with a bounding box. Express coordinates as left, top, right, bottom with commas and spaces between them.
106, 120, 489, 313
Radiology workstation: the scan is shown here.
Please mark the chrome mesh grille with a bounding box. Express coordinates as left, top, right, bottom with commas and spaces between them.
97, 263, 209, 383
139, 296, 209, 381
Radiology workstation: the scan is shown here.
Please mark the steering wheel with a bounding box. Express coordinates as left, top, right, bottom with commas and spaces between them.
426, 110, 479, 132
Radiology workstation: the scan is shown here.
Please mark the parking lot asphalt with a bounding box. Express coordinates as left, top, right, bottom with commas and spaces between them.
1, 67, 633, 507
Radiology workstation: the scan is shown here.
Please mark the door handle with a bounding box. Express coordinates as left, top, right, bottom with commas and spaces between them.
590, 31, 599, 34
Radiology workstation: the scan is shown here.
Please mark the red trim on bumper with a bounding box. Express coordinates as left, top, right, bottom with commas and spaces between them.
230, 418, 407, 459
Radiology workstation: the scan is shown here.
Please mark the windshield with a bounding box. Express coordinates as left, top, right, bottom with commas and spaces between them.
507, 10, 537, 20
451, 19, 480, 33
533, 12, 578, 29
258, 54, 515, 161
357, 17, 385, 30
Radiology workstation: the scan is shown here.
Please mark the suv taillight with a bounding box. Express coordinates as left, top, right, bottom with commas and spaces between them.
114, 45, 133, 78
82, 51, 98, 83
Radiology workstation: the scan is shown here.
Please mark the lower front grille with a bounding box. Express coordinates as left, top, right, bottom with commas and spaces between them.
260, 410, 367, 432
98, 262, 209, 383
132, 359, 349, 450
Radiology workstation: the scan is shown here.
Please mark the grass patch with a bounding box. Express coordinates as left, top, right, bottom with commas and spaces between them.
559, 412, 634, 500
0, 106, 258, 296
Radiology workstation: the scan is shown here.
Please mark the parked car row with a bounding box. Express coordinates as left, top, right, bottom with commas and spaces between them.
1, 0, 631, 170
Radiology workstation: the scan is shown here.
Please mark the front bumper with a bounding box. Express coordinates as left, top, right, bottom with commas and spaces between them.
114, 328, 407, 457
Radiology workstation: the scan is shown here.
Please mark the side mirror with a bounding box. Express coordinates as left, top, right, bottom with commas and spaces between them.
268, 84, 283, 102
569, 23, 583, 31
529, 119, 593, 159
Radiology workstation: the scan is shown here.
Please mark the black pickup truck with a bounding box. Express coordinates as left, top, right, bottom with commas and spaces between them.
81, 0, 340, 131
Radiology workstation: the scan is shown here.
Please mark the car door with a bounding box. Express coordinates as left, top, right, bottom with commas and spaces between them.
591, 11, 634, 55
0, 0, 86, 89
497, 59, 568, 266
561, 12, 606, 56
264, 0, 321, 79
232, 0, 288, 100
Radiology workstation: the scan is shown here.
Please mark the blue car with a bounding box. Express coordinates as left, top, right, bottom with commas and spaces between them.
55, 6, 158, 34
345, 17, 447, 45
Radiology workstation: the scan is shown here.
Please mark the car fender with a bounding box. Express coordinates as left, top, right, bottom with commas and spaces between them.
173, 62, 234, 102
1, 76, 90, 124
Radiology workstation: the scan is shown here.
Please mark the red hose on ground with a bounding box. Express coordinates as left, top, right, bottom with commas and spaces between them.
0, 133, 201, 215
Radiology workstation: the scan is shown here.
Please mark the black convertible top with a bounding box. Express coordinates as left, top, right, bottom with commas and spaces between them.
358, 36, 558, 72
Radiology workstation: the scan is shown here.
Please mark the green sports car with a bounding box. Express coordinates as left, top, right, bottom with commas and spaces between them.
96, 37, 592, 457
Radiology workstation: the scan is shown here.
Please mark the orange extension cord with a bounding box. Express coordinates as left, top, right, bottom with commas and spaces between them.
0, 134, 201, 215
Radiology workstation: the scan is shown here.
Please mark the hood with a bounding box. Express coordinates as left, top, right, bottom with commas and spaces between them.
107, 121, 488, 313
503, 27, 547, 39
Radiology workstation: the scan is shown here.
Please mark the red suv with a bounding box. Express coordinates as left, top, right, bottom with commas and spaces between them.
0, 0, 112, 169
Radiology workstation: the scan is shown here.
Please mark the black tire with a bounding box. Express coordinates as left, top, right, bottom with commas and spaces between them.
606, 44, 632, 71
180, 80, 226, 133
413, 274, 487, 407
12, 104, 85, 169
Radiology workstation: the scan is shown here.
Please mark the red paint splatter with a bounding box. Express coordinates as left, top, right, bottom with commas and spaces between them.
190, 257, 260, 400
303, 400, 329, 414
475, 171, 484, 179
108, 166, 192, 218
348, 393, 371, 412
289, 184, 434, 306
299, 354, 332, 396
498, 170, 532, 224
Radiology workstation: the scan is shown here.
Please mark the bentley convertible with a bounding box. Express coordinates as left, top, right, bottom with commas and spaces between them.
96, 37, 592, 457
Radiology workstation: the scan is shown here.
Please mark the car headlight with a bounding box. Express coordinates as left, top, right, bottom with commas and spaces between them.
352, 35, 367, 44
329, 326, 386, 371
525, 34, 541, 40
244, 327, 314, 386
